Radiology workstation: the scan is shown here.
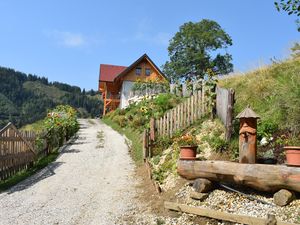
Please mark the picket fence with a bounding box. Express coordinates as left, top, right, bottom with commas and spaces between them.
0, 123, 38, 181
143, 85, 235, 159
155, 89, 208, 138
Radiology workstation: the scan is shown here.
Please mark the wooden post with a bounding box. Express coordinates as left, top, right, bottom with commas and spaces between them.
166, 111, 170, 138
143, 130, 148, 160
150, 118, 155, 141
225, 89, 235, 141
170, 110, 173, 138
164, 202, 295, 225
211, 83, 217, 119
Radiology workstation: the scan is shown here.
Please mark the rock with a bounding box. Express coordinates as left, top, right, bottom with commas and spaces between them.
265, 214, 277, 225
273, 189, 295, 206
192, 178, 214, 193
190, 191, 208, 201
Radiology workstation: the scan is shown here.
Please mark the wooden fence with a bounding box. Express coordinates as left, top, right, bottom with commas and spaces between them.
0, 122, 37, 181
143, 85, 235, 159
155, 89, 208, 138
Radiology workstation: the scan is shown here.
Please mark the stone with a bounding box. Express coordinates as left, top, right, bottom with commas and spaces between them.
190, 191, 208, 201
273, 189, 295, 206
193, 178, 214, 193
265, 214, 277, 225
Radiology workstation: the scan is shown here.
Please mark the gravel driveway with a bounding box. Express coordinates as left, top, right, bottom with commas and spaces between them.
0, 119, 139, 225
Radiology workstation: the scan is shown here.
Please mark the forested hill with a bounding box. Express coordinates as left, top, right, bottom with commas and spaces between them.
0, 66, 103, 128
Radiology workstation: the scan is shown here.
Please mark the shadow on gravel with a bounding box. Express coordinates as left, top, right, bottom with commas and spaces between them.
67, 136, 87, 145
6, 161, 64, 194
79, 124, 89, 129
63, 148, 81, 153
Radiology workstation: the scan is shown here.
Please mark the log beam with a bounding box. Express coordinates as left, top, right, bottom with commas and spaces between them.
164, 201, 297, 225
177, 160, 300, 192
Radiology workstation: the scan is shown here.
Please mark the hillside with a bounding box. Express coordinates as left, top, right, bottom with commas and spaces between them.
219, 57, 300, 138
0, 66, 103, 128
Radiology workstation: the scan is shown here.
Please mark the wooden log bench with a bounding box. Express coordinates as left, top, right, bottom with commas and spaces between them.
177, 160, 300, 193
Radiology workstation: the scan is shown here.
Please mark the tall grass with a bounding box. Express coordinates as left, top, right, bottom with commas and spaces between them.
219, 58, 300, 135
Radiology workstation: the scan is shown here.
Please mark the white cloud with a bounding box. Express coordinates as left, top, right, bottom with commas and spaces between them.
44, 30, 87, 48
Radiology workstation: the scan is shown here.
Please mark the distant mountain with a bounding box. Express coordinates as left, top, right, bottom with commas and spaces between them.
0, 66, 103, 128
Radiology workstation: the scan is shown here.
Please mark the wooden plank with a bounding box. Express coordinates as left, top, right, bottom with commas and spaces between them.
183, 101, 186, 128
187, 97, 190, 126
197, 90, 201, 120
225, 89, 235, 141
142, 130, 148, 160
191, 94, 194, 124
150, 118, 155, 141
166, 111, 170, 138
182, 102, 185, 129
163, 114, 166, 137
170, 109, 173, 138
176, 104, 180, 131
202, 82, 205, 115
164, 202, 296, 225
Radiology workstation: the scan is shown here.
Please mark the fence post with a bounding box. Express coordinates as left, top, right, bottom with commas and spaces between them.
211, 83, 217, 119
225, 89, 235, 141
150, 118, 155, 141
143, 129, 148, 161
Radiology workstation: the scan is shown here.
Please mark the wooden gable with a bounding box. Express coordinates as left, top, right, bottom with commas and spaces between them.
120, 58, 165, 82
115, 54, 168, 83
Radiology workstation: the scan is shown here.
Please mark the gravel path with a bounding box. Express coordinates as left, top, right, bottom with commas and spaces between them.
0, 119, 139, 225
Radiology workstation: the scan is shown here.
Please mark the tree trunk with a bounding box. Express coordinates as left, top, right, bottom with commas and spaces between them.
177, 160, 300, 193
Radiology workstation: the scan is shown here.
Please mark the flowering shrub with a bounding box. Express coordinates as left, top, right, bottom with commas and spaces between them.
44, 105, 79, 149
175, 134, 198, 146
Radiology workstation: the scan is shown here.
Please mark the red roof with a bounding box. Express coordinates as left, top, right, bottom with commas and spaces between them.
99, 64, 127, 82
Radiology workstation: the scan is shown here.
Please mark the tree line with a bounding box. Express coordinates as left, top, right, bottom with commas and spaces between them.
0, 67, 103, 128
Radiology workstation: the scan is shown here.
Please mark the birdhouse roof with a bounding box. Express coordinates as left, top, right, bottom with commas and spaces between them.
236, 107, 260, 119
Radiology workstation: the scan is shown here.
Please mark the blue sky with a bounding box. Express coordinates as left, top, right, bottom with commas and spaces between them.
0, 0, 299, 90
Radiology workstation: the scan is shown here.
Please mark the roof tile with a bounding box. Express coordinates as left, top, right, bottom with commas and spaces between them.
99, 64, 127, 82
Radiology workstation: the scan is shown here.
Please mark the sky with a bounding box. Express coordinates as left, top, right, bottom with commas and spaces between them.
0, 0, 299, 90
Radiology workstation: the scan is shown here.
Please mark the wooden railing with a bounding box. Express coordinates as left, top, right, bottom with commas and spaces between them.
0, 123, 37, 181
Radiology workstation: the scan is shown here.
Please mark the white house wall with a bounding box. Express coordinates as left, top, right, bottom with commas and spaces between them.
120, 81, 135, 109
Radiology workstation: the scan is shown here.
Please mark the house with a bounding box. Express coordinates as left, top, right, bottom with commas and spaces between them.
98, 54, 168, 115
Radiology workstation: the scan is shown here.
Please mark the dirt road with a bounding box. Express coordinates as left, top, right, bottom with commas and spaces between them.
0, 119, 139, 225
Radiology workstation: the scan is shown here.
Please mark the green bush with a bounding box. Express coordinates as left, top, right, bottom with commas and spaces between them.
44, 105, 79, 150
257, 120, 278, 140
132, 116, 146, 129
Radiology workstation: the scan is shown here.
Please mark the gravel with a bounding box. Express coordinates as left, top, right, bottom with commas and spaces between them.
0, 119, 139, 225
175, 183, 300, 224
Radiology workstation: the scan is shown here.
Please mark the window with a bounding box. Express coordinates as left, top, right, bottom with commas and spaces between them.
145, 68, 151, 76
135, 67, 141, 75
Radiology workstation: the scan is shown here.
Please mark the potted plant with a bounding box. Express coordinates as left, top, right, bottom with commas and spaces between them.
283, 136, 300, 167
176, 134, 198, 160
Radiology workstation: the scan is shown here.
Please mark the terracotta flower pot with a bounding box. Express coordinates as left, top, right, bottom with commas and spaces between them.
180, 146, 197, 160
284, 146, 300, 167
